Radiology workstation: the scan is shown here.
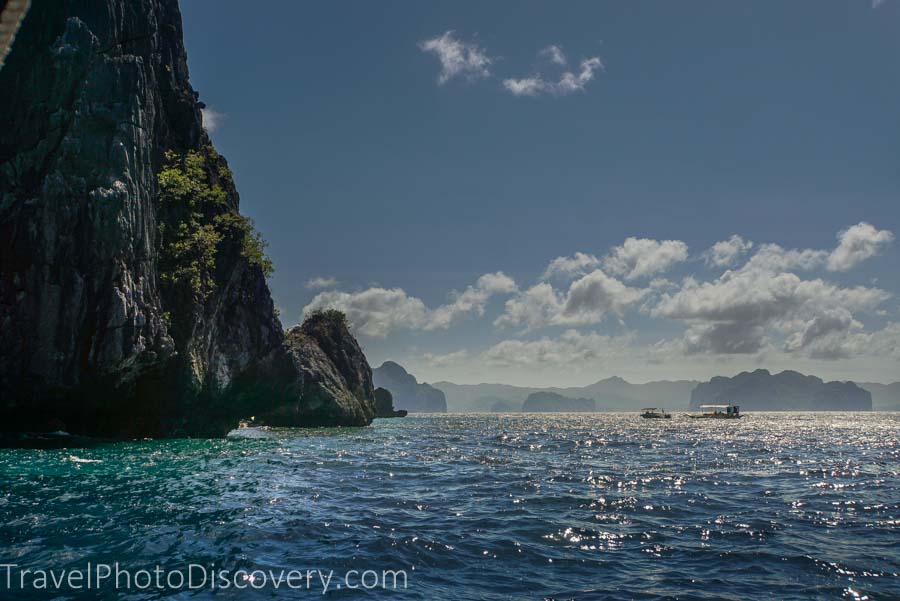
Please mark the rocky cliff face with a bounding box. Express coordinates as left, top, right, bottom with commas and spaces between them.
251, 311, 375, 427
691, 369, 872, 411
372, 361, 447, 413
0, 0, 374, 437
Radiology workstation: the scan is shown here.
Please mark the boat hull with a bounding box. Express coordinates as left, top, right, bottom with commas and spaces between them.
688, 414, 742, 419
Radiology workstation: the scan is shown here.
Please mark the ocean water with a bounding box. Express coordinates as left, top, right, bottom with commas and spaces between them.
1, 413, 898, 600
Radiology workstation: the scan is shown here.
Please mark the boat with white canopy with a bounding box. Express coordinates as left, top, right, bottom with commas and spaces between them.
689, 404, 742, 419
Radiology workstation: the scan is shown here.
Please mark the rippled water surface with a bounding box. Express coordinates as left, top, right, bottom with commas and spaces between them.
1, 413, 899, 600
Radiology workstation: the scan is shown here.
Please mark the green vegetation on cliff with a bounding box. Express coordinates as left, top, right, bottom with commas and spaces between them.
158, 148, 273, 300
308, 308, 350, 329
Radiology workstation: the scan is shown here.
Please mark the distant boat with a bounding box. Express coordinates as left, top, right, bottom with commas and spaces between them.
689, 404, 742, 419
641, 407, 671, 419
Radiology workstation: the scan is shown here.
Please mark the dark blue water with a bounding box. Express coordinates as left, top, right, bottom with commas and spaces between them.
1, 413, 898, 600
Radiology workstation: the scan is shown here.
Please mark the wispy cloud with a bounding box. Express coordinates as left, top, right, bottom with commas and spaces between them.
200, 107, 224, 133
502, 77, 546, 97
420, 31, 493, 85
305, 276, 339, 290
423, 350, 468, 368
503, 56, 603, 97
418, 35, 603, 97
539, 44, 567, 66
482, 329, 632, 368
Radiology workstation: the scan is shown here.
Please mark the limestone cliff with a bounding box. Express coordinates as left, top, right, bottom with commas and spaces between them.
252, 311, 375, 427
0, 0, 374, 437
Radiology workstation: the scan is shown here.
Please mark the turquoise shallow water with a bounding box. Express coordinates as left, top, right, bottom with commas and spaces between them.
1, 413, 898, 600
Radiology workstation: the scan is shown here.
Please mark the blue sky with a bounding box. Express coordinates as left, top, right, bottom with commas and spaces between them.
180, 0, 900, 385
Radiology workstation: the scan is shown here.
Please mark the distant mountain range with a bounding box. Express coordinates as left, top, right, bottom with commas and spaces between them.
522, 392, 595, 412
433, 377, 697, 412
691, 369, 871, 411
430, 370, 900, 412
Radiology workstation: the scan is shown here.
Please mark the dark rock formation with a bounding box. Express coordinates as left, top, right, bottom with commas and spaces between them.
0, 0, 374, 437
522, 391, 595, 412
373, 387, 407, 418
250, 311, 375, 427
691, 369, 872, 411
372, 361, 447, 413
374, 387, 393, 416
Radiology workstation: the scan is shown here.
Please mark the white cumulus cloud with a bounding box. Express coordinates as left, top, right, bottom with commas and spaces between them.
428, 272, 518, 330
496, 270, 648, 329
303, 287, 428, 338
826, 222, 894, 272
741, 243, 828, 273
302, 272, 516, 337
786, 317, 900, 361
704, 235, 754, 267
652, 237, 891, 358
301, 223, 896, 370
603, 237, 689, 280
